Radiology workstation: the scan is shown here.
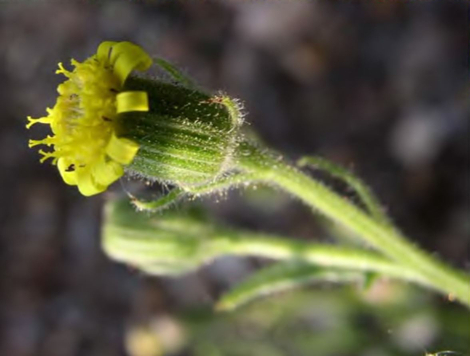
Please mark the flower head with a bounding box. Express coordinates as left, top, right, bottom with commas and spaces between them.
27, 41, 152, 196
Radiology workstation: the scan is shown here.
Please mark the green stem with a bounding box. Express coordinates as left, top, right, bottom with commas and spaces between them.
104, 199, 433, 289
225, 233, 430, 288
235, 141, 470, 307
104, 217, 431, 288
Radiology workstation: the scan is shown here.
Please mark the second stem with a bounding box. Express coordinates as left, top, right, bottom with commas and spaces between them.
235, 141, 470, 307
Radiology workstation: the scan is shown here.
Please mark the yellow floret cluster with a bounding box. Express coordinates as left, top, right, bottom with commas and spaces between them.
27, 41, 152, 196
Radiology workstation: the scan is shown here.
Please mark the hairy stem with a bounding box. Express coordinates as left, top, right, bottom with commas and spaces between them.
235, 141, 470, 307
225, 233, 430, 288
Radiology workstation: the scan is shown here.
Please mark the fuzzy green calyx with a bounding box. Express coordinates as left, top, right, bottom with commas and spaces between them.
116, 77, 243, 187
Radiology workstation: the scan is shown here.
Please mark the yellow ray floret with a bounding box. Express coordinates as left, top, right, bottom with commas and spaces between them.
27, 41, 152, 196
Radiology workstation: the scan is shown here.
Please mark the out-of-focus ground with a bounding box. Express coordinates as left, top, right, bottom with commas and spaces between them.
0, 1, 469, 356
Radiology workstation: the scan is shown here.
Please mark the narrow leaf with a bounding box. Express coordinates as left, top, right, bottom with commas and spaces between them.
298, 156, 391, 226
154, 57, 196, 88
131, 172, 260, 212
216, 262, 364, 311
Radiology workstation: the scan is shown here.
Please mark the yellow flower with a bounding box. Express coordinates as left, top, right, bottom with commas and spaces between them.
27, 41, 153, 196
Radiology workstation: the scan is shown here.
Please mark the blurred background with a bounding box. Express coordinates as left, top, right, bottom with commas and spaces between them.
0, 1, 469, 355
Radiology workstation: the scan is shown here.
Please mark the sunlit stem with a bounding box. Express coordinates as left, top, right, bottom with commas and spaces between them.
235, 141, 470, 307
226, 234, 430, 288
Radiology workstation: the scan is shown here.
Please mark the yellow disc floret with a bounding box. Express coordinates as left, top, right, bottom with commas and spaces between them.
27, 41, 152, 196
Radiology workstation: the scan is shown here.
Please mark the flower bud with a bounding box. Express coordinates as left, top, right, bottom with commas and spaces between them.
102, 199, 234, 276
117, 77, 243, 187
27, 40, 244, 196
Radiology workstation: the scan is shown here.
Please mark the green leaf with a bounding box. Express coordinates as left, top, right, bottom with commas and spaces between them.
297, 156, 391, 226
131, 172, 260, 212
216, 262, 364, 311
154, 57, 196, 88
